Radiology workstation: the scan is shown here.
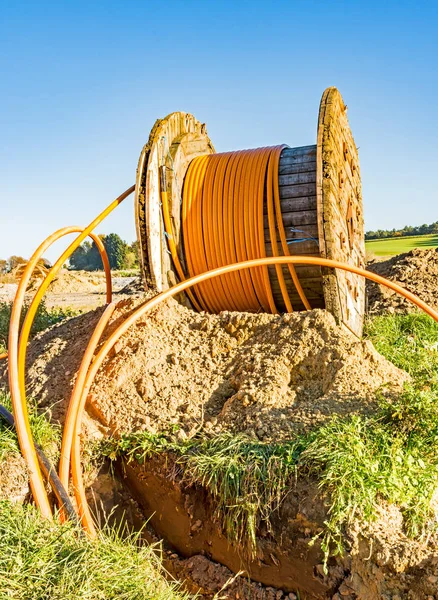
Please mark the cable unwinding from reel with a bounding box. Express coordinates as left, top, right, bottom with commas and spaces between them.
180, 146, 311, 314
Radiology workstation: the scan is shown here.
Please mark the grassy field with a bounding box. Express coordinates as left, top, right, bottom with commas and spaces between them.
366, 234, 438, 256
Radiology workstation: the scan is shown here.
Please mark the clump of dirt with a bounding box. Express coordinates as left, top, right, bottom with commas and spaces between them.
83, 302, 408, 441
344, 502, 438, 599
0, 453, 29, 503
18, 298, 408, 442
367, 247, 438, 314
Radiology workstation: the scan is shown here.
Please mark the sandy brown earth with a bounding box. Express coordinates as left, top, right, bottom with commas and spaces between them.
12, 298, 408, 442
0, 452, 29, 503
0, 269, 137, 311
366, 247, 438, 314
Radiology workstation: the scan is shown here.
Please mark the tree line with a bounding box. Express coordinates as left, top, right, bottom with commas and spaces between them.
69, 234, 139, 271
0, 234, 139, 275
365, 221, 438, 240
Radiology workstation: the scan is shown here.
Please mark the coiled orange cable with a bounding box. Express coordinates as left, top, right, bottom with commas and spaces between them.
182, 147, 310, 313
8, 185, 134, 519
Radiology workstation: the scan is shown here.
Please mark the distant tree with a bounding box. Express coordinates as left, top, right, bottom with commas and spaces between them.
130, 240, 140, 263
366, 219, 438, 240
88, 235, 107, 271
0, 259, 7, 275
8, 256, 27, 271
69, 242, 91, 270
103, 233, 128, 270
69, 235, 138, 271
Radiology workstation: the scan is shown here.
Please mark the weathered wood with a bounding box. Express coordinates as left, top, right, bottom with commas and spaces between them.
278, 161, 316, 176
279, 183, 317, 199
263, 210, 317, 230
270, 195, 317, 213
281, 145, 316, 158
135, 113, 215, 292
316, 87, 365, 337
278, 171, 316, 186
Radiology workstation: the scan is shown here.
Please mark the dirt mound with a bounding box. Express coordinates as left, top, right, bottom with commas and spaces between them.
47, 270, 107, 295
18, 299, 408, 442
367, 247, 438, 314
4, 298, 434, 599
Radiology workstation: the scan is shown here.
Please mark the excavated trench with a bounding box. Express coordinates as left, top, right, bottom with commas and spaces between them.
2, 282, 438, 598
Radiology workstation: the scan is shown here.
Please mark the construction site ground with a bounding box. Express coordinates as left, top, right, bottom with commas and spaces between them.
1, 249, 438, 599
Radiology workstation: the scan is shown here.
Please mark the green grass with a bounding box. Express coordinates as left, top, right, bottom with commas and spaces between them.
0, 299, 78, 354
0, 392, 189, 599
365, 233, 438, 256
107, 313, 438, 567
0, 501, 189, 600
113, 431, 307, 555
0, 390, 60, 462
364, 312, 438, 384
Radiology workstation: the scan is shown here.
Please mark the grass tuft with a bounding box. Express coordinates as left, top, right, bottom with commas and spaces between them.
0, 390, 60, 462
0, 500, 189, 600
364, 312, 438, 383
109, 431, 307, 555
0, 299, 78, 353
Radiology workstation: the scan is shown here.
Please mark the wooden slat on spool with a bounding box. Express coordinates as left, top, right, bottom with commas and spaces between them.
135, 87, 365, 336
264, 146, 323, 312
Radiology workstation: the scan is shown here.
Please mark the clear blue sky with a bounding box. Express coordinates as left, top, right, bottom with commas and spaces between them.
1, 0, 437, 261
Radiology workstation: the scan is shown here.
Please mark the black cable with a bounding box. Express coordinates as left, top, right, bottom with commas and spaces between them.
0, 403, 80, 526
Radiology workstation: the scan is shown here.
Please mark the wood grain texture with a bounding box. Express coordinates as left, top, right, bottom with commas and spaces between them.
316, 87, 365, 337
135, 113, 215, 291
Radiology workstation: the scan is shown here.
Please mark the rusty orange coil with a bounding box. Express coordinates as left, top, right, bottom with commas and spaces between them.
182, 146, 311, 314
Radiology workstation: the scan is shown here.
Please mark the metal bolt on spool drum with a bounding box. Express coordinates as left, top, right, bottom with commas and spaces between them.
134, 87, 366, 337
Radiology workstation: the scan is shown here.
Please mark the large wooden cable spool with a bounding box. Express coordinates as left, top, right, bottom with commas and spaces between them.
135, 87, 365, 336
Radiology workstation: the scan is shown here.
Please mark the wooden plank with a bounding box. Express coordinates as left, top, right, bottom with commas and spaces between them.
265, 240, 321, 255
278, 161, 316, 176
279, 183, 317, 199
264, 224, 319, 243
263, 210, 317, 230
274, 195, 317, 213
278, 171, 316, 186
282, 145, 316, 157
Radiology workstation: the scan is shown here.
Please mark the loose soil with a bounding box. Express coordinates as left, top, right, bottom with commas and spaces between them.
14, 299, 407, 442
1, 251, 438, 598
0, 452, 29, 503
0, 270, 137, 311
366, 247, 438, 315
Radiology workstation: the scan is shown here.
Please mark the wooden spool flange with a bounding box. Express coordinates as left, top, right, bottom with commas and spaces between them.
135, 87, 365, 336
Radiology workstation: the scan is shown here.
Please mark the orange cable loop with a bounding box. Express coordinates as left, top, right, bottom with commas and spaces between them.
68, 302, 117, 536
67, 256, 438, 533
8, 185, 134, 519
